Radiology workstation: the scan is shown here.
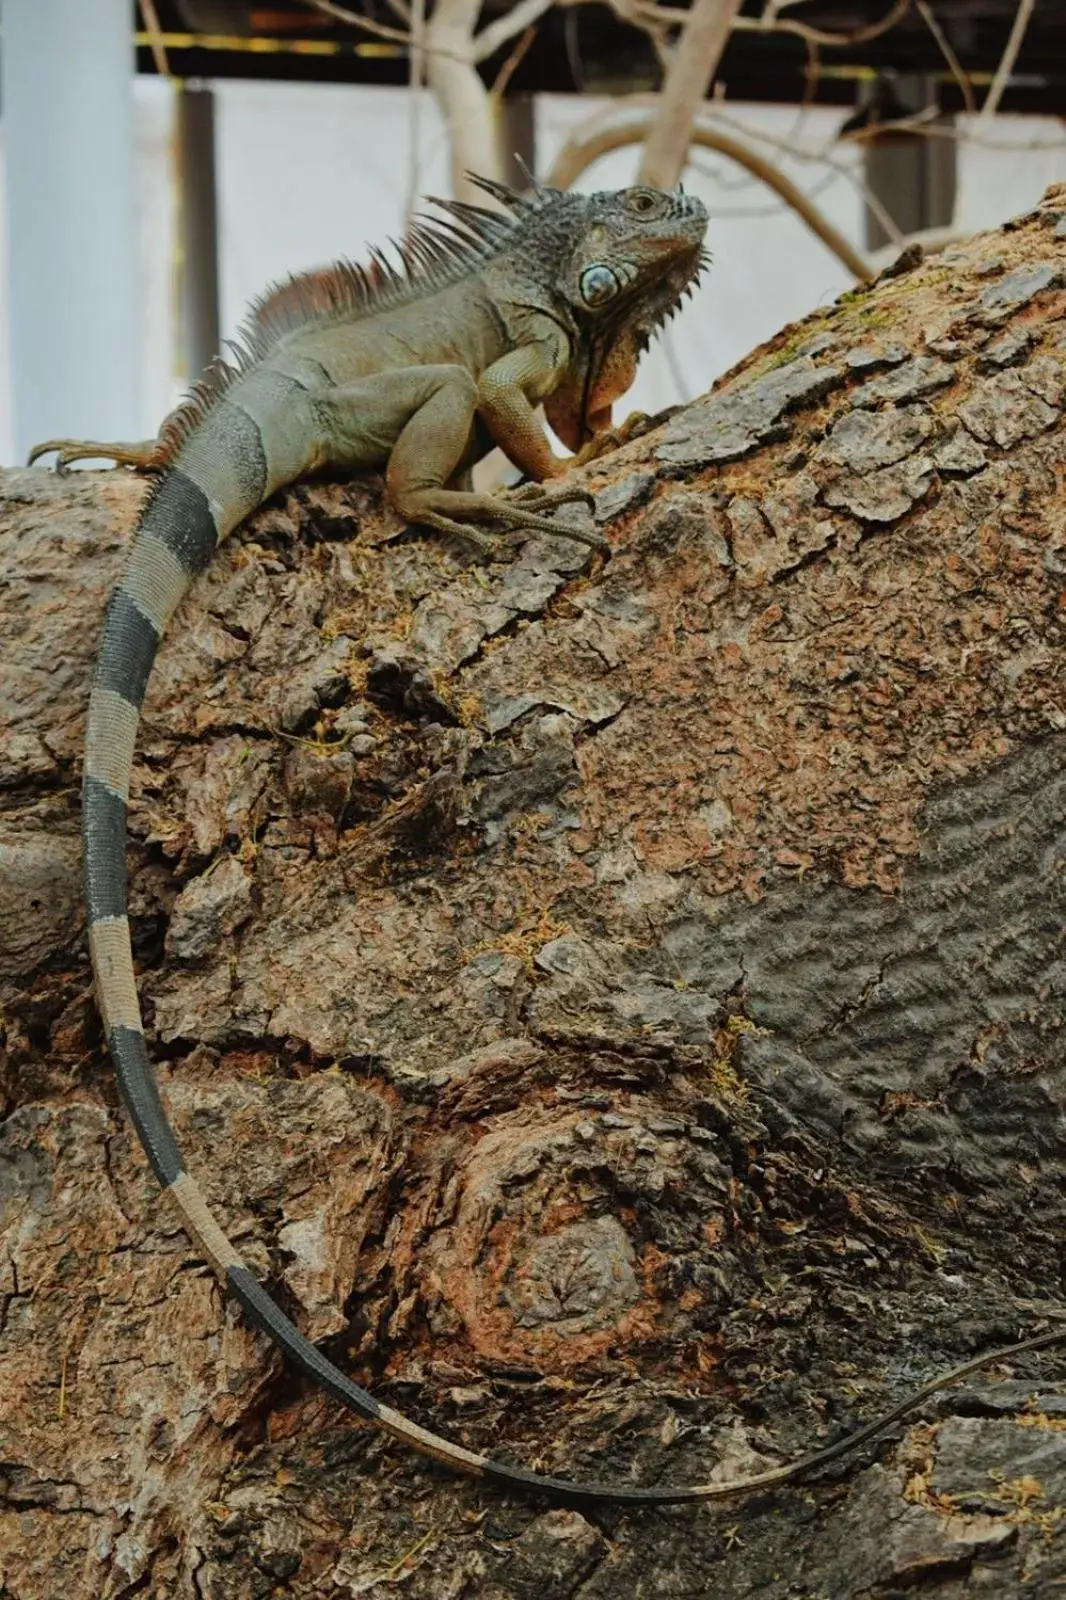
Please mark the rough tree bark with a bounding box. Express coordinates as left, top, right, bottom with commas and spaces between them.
3, 190, 1066, 1600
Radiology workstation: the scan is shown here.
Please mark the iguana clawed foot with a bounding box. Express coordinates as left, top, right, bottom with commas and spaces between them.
505, 481, 597, 515
402, 484, 608, 557
27, 437, 162, 472
570, 410, 652, 469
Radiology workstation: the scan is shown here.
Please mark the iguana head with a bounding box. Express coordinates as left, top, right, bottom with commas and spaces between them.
460, 173, 708, 332
437, 176, 711, 449
558, 184, 709, 326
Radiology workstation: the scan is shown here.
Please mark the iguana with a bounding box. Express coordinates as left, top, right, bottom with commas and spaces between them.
33, 177, 1065, 1508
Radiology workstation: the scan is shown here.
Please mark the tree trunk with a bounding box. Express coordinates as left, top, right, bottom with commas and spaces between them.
3, 190, 1066, 1600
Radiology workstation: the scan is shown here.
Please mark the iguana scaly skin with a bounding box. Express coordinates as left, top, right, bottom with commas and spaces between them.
33, 178, 1065, 1507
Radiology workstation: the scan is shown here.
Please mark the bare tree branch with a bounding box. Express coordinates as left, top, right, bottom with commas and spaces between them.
547, 111, 872, 280
405, 0, 426, 227
732, 0, 911, 47
980, 0, 1036, 121
613, 0, 912, 49
915, 0, 975, 114
302, 0, 529, 195
490, 25, 538, 99
137, 0, 170, 76
302, 0, 411, 46
702, 101, 906, 245
636, 0, 745, 190
472, 0, 559, 65
425, 0, 505, 198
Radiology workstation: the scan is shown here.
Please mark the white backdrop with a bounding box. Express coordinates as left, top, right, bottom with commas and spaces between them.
0, 79, 1063, 466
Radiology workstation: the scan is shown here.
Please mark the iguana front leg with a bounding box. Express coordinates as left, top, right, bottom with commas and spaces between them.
544, 329, 651, 467
568, 410, 653, 467
315, 364, 606, 553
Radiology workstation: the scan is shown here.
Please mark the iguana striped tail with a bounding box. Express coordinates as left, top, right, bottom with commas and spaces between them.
84, 426, 1066, 1509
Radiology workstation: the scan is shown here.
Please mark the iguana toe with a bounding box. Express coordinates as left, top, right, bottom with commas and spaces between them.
27, 437, 161, 471
506, 482, 597, 514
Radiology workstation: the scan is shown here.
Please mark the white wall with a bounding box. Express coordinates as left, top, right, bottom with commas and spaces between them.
954, 112, 1066, 233
0, 83, 1063, 466
136, 77, 180, 442
214, 80, 451, 348
1, 0, 139, 464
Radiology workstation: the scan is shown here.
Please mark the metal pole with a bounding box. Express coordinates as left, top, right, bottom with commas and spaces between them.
176, 84, 221, 383
2, 0, 140, 462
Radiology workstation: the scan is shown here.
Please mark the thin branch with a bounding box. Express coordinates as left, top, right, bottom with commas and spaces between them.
827, 110, 1064, 152
700, 101, 905, 244
733, 0, 912, 47
915, 0, 974, 114
302, 0, 411, 46
490, 25, 538, 99
688, 153, 840, 215
473, 0, 558, 64
617, 0, 912, 48
405, 0, 425, 228
980, 0, 1036, 121
607, 1, 674, 71
637, 0, 745, 190
425, 0, 504, 197
837, 103, 944, 144
299, 0, 489, 69
547, 112, 872, 281
571, 90, 909, 248
137, 0, 170, 76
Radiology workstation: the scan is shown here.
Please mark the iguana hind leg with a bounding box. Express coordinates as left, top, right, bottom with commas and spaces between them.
27, 436, 162, 471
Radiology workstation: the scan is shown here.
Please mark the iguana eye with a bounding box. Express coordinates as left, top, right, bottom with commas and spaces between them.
626, 189, 661, 216
580, 264, 621, 307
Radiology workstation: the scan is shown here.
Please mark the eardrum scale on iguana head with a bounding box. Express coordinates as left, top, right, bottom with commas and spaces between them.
33, 177, 1066, 1507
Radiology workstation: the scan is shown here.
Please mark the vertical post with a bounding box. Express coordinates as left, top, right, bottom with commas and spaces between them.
176, 84, 221, 382
863, 74, 957, 252
2, 0, 140, 462
499, 94, 536, 191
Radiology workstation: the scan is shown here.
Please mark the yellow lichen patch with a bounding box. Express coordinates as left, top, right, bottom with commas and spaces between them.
986, 1470, 1064, 1537
705, 1013, 765, 1100
904, 1464, 960, 1518
467, 900, 573, 973
990, 1471, 1046, 1508
1016, 1411, 1066, 1432
457, 691, 484, 727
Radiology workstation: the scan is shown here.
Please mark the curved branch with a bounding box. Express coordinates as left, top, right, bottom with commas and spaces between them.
732, 0, 911, 47
473, 0, 558, 64
545, 115, 872, 282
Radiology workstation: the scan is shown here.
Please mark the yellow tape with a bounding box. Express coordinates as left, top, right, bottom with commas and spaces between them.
134, 31, 401, 60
